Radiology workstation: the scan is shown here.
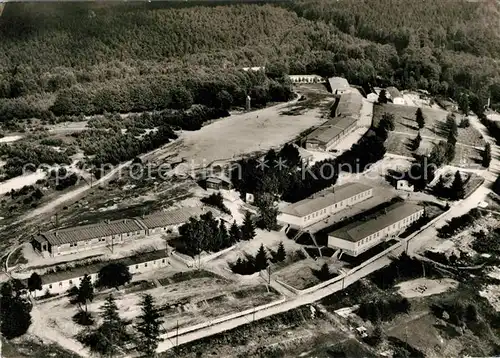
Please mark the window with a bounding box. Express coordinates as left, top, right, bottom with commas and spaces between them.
49, 284, 52, 289
162, 259, 165, 263
144, 263, 148, 267
136, 265, 139, 269
69, 280, 72, 285
59, 282, 62, 287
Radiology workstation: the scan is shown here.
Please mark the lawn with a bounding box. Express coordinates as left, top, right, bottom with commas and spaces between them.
374, 103, 485, 167
274, 259, 323, 290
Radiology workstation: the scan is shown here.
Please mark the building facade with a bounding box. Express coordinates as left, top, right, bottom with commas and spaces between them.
386, 86, 405, 105
328, 203, 424, 257
289, 75, 325, 84
278, 183, 373, 229
32, 207, 220, 257
305, 116, 357, 151
328, 77, 349, 94
31, 250, 169, 296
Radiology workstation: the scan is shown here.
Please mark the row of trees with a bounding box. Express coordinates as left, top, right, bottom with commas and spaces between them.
1, 1, 500, 121
357, 295, 411, 323
231, 242, 286, 275
178, 211, 256, 257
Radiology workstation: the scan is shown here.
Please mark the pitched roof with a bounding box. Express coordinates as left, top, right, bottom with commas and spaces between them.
335, 91, 363, 117
41, 219, 145, 246
386, 86, 402, 99
39, 250, 167, 285
280, 182, 373, 218
328, 77, 349, 91
306, 116, 357, 145
328, 202, 423, 242
139, 206, 219, 229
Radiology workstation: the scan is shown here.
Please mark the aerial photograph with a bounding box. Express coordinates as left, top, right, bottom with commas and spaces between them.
1, 0, 500, 357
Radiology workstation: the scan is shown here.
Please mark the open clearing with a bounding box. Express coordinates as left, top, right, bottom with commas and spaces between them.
153, 87, 333, 171
373, 103, 485, 167
396, 278, 459, 298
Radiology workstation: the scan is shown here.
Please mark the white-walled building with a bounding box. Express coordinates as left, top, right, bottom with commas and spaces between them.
289, 75, 325, 84
31, 250, 169, 296
328, 202, 424, 257
386, 87, 405, 105
278, 183, 373, 229
140, 207, 219, 235
328, 77, 349, 94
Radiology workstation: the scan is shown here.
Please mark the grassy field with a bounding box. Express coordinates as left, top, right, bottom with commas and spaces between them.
274, 259, 324, 290
374, 104, 485, 167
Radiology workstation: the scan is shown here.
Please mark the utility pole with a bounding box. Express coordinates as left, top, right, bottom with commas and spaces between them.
267, 265, 271, 285
176, 320, 179, 348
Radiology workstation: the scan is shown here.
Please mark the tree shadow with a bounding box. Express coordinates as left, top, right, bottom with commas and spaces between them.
434, 120, 449, 138
401, 122, 419, 131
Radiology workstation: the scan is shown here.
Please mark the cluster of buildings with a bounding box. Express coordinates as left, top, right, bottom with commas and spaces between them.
278, 182, 424, 257
367, 86, 405, 105
289, 75, 326, 84
305, 88, 363, 151
32, 206, 219, 257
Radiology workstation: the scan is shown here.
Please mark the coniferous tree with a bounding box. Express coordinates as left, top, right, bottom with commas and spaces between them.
451, 171, 466, 200
412, 131, 422, 151
77, 274, 94, 313
229, 220, 241, 244
254, 244, 268, 271
218, 219, 230, 248
416, 108, 425, 129
275, 241, 286, 262
241, 211, 256, 241
81, 295, 129, 356
378, 90, 388, 104
135, 294, 163, 357
482, 143, 492, 168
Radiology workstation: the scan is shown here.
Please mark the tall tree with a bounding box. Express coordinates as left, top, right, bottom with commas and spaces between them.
0, 282, 32, 339
451, 171, 465, 200
81, 295, 129, 356
27, 272, 42, 297
77, 274, 94, 313
482, 143, 492, 168
135, 294, 163, 357
378, 89, 388, 104
254, 244, 268, 271
412, 131, 422, 151
256, 193, 278, 231
416, 108, 425, 129
229, 220, 241, 244
241, 211, 256, 241
97, 263, 132, 288
218, 219, 230, 248
275, 241, 286, 262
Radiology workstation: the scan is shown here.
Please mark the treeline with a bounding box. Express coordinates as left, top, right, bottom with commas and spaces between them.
2, 1, 500, 121
73, 125, 177, 167
233, 121, 388, 203
0, 143, 71, 179
357, 295, 411, 323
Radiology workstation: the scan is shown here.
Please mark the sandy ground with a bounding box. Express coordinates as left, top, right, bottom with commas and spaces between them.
396, 278, 459, 298
0, 135, 23, 143
153, 96, 326, 172
0, 170, 48, 196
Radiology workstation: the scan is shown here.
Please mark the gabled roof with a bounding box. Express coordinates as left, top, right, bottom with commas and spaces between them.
306, 116, 357, 145
139, 206, 219, 229
335, 91, 363, 117
280, 182, 373, 218
386, 86, 402, 99
38, 250, 167, 285
328, 77, 349, 91
41, 219, 145, 246
328, 202, 423, 242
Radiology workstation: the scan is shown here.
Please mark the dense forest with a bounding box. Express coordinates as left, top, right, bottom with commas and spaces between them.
1, 0, 500, 122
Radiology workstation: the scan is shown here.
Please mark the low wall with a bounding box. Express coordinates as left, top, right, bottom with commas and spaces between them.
162, 296, 286, 340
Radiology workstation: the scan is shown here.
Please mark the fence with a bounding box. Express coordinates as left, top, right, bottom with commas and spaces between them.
161, 296, 286, 341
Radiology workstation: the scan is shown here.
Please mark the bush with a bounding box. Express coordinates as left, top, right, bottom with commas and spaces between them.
73, 311, 94, 326
201, 192, 230, 214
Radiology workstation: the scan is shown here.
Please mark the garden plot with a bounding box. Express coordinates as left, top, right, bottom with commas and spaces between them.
273, 258, 331, 290
396, 278, 458, 298
373, 103, 485, 166
32, 270, 281, 350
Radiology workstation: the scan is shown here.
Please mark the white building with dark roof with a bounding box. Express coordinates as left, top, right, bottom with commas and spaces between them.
278, 182, 373, 229
32, 219, 146, 257
386, 86, 405, 105
328, 202, 424, 256
328, 77, 349, 94
30, 250, 168, 295
32, 206, 220, 257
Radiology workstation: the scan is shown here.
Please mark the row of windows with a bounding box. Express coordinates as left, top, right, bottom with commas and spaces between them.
357, 212, 421, 247
303, 190, 371, 222
45, 259, 168, 289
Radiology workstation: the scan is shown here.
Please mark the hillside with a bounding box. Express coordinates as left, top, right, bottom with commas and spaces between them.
0, 0, 500, 120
